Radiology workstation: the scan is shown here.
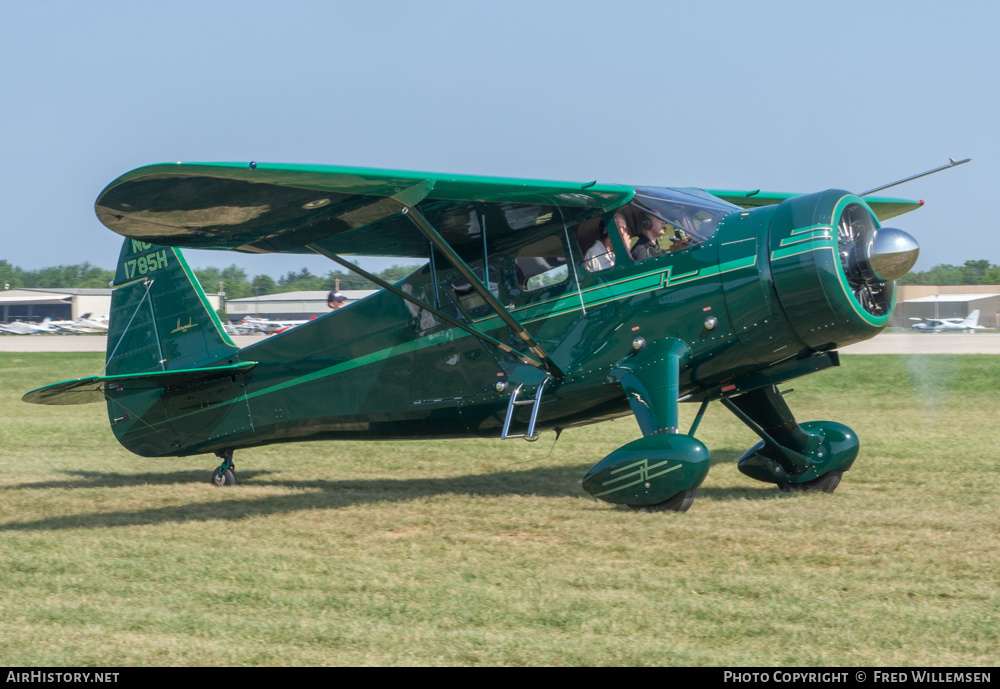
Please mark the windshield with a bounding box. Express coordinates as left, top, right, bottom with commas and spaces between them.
626, 187, 738, 255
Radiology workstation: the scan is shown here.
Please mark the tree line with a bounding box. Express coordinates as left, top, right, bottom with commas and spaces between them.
0, 259, 421, 298
897, 260, 1000, 285
191, 264, 419, 300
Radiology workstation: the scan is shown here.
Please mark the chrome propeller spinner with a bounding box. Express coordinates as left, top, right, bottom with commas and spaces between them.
865, 227, 920, 281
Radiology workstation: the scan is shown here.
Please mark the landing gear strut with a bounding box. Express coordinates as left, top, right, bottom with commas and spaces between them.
583, 339, 711, 512
212, 448, 236, 486
722, 386, 858, 491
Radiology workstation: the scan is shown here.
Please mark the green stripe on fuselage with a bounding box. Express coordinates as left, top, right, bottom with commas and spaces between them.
771, 238, 834, 261
474, 254, 757, 328
779, 227, 833, 247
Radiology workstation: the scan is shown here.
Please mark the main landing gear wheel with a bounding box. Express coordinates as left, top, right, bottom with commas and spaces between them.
778, 470, 842, 493
212, 468, 236, 486
211, 448, 236, 487
628, 489, 697, 513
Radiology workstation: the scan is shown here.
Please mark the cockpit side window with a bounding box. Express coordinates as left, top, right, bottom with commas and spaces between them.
627, 187, 737, 261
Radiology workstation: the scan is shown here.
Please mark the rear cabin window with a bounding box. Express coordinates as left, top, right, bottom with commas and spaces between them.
450, 261, 500, 318
515, 235, 568, 291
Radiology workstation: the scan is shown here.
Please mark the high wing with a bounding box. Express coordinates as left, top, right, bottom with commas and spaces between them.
95, 163, 635, 258
95, 164, 923, 255
706, 190, 923, 221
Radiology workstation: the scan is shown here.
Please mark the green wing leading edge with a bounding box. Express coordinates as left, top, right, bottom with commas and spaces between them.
25, 161, 931, 510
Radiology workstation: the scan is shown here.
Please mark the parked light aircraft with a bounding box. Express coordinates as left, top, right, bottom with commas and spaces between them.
910, 309, 986, 332
73, 313, 109, 333
0, 318, 85, 335
1, 315, 109, 335
0, 319, 54, 335
23, 158, 968, 511
45, 319, 87, 334
238, 317, 309, 334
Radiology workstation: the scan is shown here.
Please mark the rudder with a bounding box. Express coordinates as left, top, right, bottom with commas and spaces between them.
106, 239, 239, 375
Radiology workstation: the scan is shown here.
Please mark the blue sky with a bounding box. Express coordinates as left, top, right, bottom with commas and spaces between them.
1, 0, 994, 277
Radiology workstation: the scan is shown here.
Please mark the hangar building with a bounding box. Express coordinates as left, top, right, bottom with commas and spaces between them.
0, 288, 113, 323
893, 285, 1000, 328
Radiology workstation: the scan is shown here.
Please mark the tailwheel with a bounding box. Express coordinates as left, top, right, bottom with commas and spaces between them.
628, 489, 696, 513
778, 470, 842, 493
211, 449, 236, 487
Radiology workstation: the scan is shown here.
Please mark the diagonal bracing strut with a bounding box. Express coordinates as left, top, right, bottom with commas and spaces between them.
401, 206, 565, 379
306, 243, 548, 372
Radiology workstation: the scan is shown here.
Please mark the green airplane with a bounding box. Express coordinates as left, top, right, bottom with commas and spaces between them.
23, 159, 959, 511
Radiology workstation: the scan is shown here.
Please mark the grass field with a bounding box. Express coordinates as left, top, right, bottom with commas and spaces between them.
1, 353, 997, 666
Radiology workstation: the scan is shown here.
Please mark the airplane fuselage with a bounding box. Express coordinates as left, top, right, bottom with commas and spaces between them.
106, 189, 889, 458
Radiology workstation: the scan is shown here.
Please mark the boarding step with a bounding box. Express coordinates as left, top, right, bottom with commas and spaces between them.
500, 376, 551, 441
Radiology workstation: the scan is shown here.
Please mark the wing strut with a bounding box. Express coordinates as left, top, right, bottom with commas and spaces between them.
402, 207, 566, 379
306, 243, 548, 372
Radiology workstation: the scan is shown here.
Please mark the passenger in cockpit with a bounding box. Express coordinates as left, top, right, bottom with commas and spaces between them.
584, 222, 615, 272
613, 213, 634, 259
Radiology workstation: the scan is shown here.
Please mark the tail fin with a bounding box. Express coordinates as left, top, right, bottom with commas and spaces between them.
964, 310, 981, 327
105, 239, 238, 376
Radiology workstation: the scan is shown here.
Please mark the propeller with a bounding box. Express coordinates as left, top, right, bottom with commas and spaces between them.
836, 204, 919, 316
839, 156, 970, 316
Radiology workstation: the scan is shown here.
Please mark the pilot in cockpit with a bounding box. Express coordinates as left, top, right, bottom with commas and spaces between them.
625, 186, 732, 256
631, 213, 668, 261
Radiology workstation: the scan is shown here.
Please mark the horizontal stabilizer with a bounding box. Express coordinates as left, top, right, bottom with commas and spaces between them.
22, 361, 257, 406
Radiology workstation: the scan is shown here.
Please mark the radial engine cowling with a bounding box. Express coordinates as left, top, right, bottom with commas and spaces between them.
767, 190, 918, 350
